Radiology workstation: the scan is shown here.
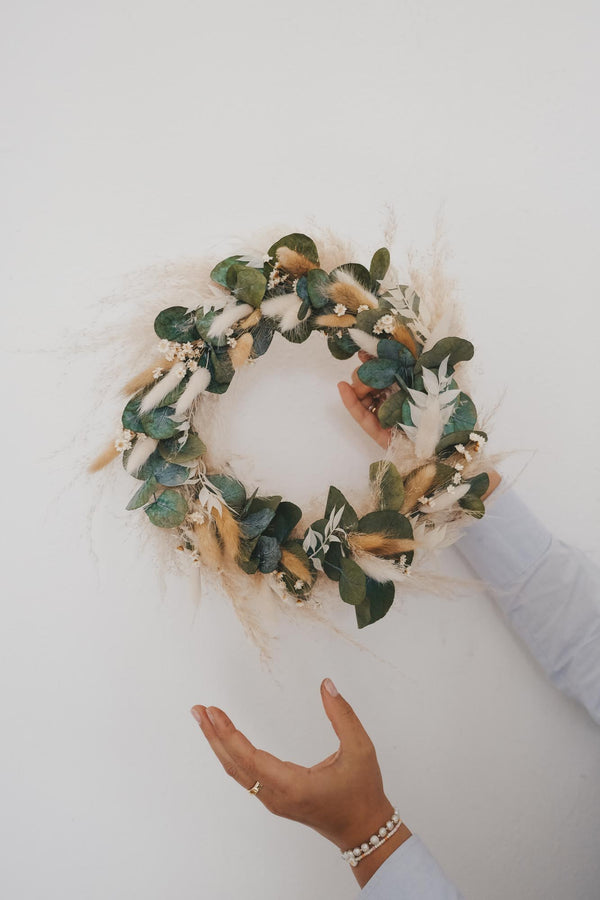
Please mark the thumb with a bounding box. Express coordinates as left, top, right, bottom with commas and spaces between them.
320, 678, 372, 751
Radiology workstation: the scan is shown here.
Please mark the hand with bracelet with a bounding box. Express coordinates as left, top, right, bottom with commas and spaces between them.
191, 356, 500, 896
191, 678, 410, 889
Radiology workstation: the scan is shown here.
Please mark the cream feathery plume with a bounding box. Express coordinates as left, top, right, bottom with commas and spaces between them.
315, 313, 356, 328
261, 294, 304, 333
347, 328, 379, 356
139, 362, 187, 414
125, 435, 158, 475
326, 269, 379, 311
280, 548, 313, 584
89, 443, 119, 473
348, 533, 416, 557
350, 549, 411, 584
229, 333, 254, 369
173, 366, 211, 417
207, 302, 253, 339
275, 246, 318, 276
401, 462, 438, 514
122, 356, 174, 396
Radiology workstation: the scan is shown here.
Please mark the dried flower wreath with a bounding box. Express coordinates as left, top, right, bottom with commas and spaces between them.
92, 232, 491, 630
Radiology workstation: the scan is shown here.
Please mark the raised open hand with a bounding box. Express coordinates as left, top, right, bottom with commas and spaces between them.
191, 678, 411, 886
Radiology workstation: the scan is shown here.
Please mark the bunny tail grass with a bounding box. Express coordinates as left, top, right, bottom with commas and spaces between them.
174, 367, 211, 417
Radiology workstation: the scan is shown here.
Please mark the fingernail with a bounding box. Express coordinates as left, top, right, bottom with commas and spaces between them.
323, 678, 338, 697
206, 707, 217, 726
190, 707, 203, 724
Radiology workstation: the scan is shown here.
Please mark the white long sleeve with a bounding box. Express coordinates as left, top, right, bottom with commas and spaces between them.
359, 835, 464, 899
454, 486, 600, 725
357, 485, 600, 898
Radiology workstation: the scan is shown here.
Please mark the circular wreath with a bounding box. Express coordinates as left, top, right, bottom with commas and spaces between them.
93, 231, 491, 630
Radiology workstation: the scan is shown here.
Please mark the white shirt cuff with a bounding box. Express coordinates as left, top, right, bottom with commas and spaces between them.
358, 835, 464, 899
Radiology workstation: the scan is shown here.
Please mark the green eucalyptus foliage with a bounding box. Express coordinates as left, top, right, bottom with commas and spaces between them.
265, 233, 320, 274
325, 486, 359, 530
126, 448, 190, 485
443, 392, 477, 435
159, 433, 206, 464
415, 336, 474, 374
145, 489, 188, 528
210, 255, 248, 288
154, 306, 199, 342
232, 267, 267, 308
357, 358, 398, 389
369, 460, 404, 510
126, 476, 160, 510
458, 493, 486, 518
306, 268, 331, 308
377, 390, 407, 428
369, 247, 391, 282
139, 406, 178, 440
206, 475, 246, 513
327, 331, 359, 360
339, 557, 367, 606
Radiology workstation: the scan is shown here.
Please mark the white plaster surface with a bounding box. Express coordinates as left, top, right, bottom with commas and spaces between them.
2, 2, 600, 898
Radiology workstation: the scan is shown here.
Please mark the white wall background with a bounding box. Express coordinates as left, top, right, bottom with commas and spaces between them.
2, 1, 600, 898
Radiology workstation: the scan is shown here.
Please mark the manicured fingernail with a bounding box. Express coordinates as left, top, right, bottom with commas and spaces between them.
206, 707, 218, 726
190, 706, 204, 724
324, 678, 338, 697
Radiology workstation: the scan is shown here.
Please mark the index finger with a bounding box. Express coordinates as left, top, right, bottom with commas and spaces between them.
204, 706, 302, 789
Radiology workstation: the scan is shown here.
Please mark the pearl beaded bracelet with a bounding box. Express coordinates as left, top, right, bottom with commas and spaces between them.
341, 808, 402, 867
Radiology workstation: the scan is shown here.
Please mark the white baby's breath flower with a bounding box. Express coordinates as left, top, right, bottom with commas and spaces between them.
182, 342, 194, 355
336, 329, 343, 338
334, 303, 347, 317
157, 339, 172, 355
452, 472, 462, 484
357, 304, 369, 313
454, 462, 464, 471
187, 359, 198, 372
417, 495, 430, 505
177, 348, 187, 361
294, 579, 305, 590
372, 313, 395, 335
152, 367, 163, 380
188, 510, 206, 524
227, 336, 237, 348
446, 484, 456, 494
173, 362, 187, 378
469, 431, 487, 453
454, 443, 473, 462
164, 347, 176, 362
114, 429, 135, 453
